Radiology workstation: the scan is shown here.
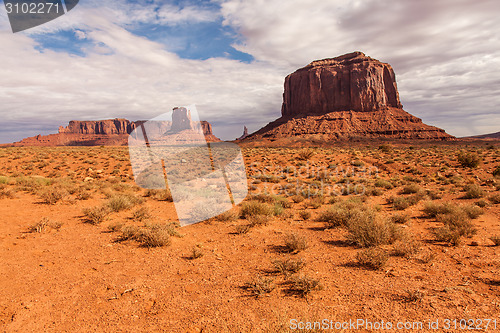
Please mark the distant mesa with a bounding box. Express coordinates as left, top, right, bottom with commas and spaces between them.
11, 111, 220, 147
463, 131, 500, 140
246, 52, 454, 142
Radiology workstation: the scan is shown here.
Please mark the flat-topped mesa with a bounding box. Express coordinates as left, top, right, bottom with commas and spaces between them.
58, 118, 137, 135
245, 52, 454, 142
14, 116, 220, 146
281, 51, 403, 117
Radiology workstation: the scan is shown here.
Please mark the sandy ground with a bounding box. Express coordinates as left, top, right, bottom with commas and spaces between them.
0, 143, 499, 332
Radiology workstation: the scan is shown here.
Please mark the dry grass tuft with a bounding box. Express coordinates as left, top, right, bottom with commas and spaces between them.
244, 275, 275, 296
284, 233, 308, 253
82, 205, 110, 225
273, 258, 306, 276
355, 247, 389, 270
29, 217, 63, 233
289, 274, 323, 296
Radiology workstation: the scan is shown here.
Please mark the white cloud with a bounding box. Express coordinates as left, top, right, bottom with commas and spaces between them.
220, 0, 500, 137
0, 7, 284, 143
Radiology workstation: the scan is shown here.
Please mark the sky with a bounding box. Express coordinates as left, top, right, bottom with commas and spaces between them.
0, 0, 499, 143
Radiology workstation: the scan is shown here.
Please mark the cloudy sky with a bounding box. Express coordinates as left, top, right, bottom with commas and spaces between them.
0, 0, 499, 143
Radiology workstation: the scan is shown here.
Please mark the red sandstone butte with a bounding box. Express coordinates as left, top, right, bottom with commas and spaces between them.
12, 116, 220, 147
248, 52, 454, 141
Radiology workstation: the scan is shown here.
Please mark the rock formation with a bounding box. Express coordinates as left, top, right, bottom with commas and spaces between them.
237, 126, 249, 140
248, 52, 453, 142
12, 114, 220, 147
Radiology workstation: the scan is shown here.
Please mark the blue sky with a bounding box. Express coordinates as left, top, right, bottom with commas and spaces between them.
0, 0, 499, 143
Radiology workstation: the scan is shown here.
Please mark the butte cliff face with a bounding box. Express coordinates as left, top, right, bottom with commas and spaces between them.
249, 52, 453, 141
13, 113, 220, 147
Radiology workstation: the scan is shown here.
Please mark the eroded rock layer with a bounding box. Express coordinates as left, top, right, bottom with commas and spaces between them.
248, 52, 453, 141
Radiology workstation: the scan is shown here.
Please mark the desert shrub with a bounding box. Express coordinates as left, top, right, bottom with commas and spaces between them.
475, 199, 488, 208
284, 233, 308, 253
135, 226, 171, 247
463, 184, 484, 199
274, 196, 292, 209
216, 209, 239, 222
131, 207, 151, 222
189, 244, 204, 259
433, 209, 477, 246
235, 224, 252, 234
290, 275, 322, 296
291, 194, 305, 203
351, 160, 364, 167
493, 165, 500, 177
15, 176, 52, 193
250, 193, 276, 203
0, 187, 15, 199
38, 187, 67, 204
490, 236, 500, 246
118, 225, 141, 240
257, 174, 280, 183
401, 184, 422, 194
346, 215, 401, 248
365, 187, 384, 196
462, 205, 483, 219
378, 144, 393, 153
489, 193, 500, 204
244, 276, 275, 296
392, 238, 420, 258
457, 152, 481, 168
107, 222, 124, 232
423, 202, 456, 217
317, 200, 373, 228
247, 215, 269, 227
309, 196, 323, 209
355, 247, 388, 270
28, 217, 63, 233
273, 258, 305, 276
107, 194, 143, 212
391, 213, 410, 224
144, 189, 173, 202
75, 188, 92, 200
299, 210, 311, 220
82, 205, 110, 225
426, 190, 443, 200
240, 200, 274, 218
405, 289, 425, 303
374, 179, 394, 189
433, 226, 464, 246
388, 192, 424, 210
297, 150, 315, 161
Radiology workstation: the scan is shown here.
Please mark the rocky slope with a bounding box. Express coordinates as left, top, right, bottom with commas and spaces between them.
248, 52, 453, 142
12, 114, 220, 147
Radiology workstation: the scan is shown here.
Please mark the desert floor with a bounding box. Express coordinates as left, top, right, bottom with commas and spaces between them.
1, 143, 500, 332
